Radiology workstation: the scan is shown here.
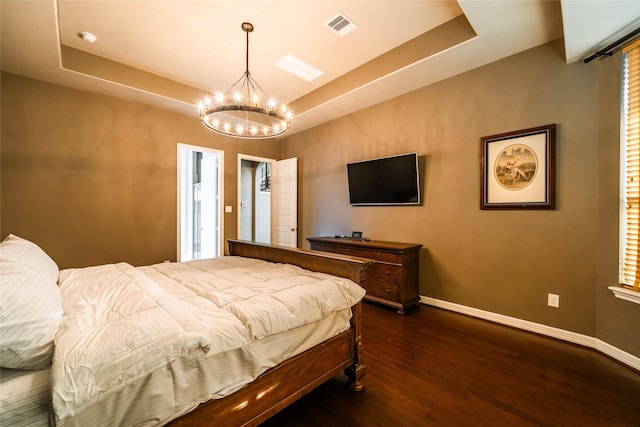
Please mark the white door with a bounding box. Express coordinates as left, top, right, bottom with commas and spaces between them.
272, 158, 298, 248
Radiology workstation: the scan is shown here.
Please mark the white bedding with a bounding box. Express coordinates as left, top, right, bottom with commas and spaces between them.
0, 368, 51, 426
52, 256, 365, 426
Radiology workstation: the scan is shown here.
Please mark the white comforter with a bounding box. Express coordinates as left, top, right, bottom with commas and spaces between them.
52, 256, 365, 423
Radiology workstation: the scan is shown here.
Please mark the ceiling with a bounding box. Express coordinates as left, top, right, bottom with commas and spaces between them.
2, 1, 639, 137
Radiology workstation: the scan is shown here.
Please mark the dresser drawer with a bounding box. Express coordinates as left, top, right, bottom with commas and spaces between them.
311, 244, 362, 258
310, 244, 349, 256
364, 278, 399, 302
357, 249, 398, 263
310, 243, 398, 263
366, 263, 400, 281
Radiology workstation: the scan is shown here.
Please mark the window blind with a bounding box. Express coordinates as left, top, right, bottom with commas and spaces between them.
621, 39, 640, 291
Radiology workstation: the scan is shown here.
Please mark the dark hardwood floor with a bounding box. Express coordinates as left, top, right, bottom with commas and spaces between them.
261, 302, 640, 427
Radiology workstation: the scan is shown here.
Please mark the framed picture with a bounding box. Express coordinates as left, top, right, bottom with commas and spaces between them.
351, 231, 363, 239
481, 124, 556, 210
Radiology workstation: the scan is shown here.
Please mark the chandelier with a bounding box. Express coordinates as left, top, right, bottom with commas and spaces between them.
198, 22, 292, 139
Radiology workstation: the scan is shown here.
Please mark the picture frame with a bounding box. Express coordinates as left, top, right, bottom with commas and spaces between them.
481, 124, 556, 210
351, 231, 363, 239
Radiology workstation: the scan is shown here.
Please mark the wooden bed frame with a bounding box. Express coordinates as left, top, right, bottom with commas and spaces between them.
168, 240, 371, 427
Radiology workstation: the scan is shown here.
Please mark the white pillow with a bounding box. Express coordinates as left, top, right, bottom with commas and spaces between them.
0, 235, 63, 370
0, 234, 59, 283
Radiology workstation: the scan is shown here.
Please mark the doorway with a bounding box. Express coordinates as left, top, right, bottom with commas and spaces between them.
238, 155, 273, 244
238, 155, 298, 248
178, 144, 223, 261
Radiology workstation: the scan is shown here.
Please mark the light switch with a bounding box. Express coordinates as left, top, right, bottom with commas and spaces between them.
225, 205, 233, 213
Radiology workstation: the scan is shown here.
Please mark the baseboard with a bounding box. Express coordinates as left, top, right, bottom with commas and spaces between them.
420, 296, 640, 372
594, 339, 640, 372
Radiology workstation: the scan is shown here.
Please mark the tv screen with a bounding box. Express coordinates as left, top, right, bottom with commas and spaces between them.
347, 153, 421, 206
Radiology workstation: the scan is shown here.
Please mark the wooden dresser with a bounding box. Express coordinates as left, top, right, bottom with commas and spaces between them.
307, 237, 422, 314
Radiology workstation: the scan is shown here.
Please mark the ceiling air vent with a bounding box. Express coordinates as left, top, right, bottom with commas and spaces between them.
325, 13, 358, 37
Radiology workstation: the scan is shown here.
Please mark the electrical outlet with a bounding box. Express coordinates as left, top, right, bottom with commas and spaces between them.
548, 293, 560, 308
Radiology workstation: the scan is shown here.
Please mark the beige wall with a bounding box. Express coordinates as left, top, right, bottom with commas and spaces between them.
280, 40, 639, 357
1, 73, 279, 268
2, 39, 637, 357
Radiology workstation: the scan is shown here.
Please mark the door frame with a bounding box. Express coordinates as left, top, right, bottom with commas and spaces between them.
237, 154, 275, 243
177, 143, 224, 261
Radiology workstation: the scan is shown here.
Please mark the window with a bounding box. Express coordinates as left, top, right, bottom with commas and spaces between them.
615, 39, 640, 304
259, 162, 271, 193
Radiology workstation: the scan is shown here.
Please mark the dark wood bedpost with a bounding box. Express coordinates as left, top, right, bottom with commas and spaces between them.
345, 301, 366, 391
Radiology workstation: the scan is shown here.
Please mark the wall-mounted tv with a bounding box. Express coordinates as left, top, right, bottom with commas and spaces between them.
347, 152, 421, 206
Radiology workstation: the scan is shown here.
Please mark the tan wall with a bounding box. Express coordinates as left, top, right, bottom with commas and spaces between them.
2, 39, 637, 357
1, 72, 279, 268
280, 40, 639, 357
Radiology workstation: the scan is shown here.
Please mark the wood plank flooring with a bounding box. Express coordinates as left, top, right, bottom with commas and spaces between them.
260, 302, 640, 427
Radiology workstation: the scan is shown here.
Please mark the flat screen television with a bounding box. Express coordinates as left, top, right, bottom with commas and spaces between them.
347, 152, 421, 206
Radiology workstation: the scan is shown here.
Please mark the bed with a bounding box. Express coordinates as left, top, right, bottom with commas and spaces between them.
0, 235, 371, 426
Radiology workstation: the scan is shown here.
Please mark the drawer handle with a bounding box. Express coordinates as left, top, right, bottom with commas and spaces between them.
385, 289, 391, 294
386, 271, 391, 276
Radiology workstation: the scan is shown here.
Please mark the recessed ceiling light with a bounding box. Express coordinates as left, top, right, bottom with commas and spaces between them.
275, 54, 324, 82
78, 32, 97, 43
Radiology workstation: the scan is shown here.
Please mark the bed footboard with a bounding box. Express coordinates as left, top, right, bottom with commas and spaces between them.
169, 321, 360, 426
227, 239, 371, 285
171, 240, 370, 425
